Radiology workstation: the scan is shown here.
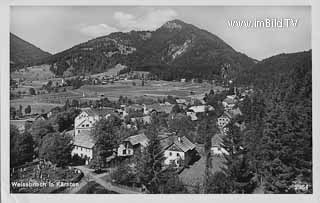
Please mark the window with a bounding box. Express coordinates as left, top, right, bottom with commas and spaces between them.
123, 149, 126, 155
169, 152, 172, 156
86, 124, 89, 127
78, 130, 80, 133
177, 153, 180, 157
82, 125, 84, 127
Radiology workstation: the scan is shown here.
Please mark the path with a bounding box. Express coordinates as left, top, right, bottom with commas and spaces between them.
69, 166, 141, 194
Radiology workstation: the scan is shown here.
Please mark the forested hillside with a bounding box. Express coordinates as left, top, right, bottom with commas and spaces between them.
10, 33, 51, 70
37, 19, 254, 80
210, 50, 312, 193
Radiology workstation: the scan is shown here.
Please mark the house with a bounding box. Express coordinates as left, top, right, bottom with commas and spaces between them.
10, 119, 33, 133
175, 98, 187, 105
222, 96, 237, 110
228, 107, 242, 118
130, 116, 152, 125
71, 129, 96, 165
117, 133, 149, 157
74, 108, 114, 136
186, 110, 198, 121
217, 112, 232, 129
189, 105, 214, 113
162, 136, 197, 167
211, 133, 229, 157
144, 103, 173, 115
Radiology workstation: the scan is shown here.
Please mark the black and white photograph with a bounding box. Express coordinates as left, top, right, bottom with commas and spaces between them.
1, 2, 317, 199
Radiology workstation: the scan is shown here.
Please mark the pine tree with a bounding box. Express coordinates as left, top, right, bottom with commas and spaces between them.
136, 124, 167, 193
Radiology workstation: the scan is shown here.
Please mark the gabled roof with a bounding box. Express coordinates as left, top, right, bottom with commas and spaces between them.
81, 107, 114, 117
223, 97, 237, 104
131, 116, 151, 124
176, 99, 187, 104
218, 111, 232, 120
189, 105, 214, 113
228, 107, 242, 117
211, 133, 225, 147
73, 129, 96, 149
163, 136, 196, 153
146, 104, 173, 114
124, 133, 149, 147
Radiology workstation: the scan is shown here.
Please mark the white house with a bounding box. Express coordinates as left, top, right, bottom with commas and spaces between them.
162, 136, 196, 167
186, 105, 215, 121
222, 96, 237, 111
117, 133, 149, 157
71, 129, 96, 165
217, 112, 232, 129
74, 108, 114, 136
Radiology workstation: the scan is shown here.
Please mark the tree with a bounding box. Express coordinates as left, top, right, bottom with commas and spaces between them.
91, 118, 120, 168
30, 120, 56, 151
168, 114, 194, 137
136, 125, 167, 193
10, 125, 20, 167
207, 171, 232, 193
111, 163, 137, 186
162, 171, 188, 194
39, 132, 73, 167
71, 99, 80, 108
24, 105, 31, 114
29, 87, 36, 95
10, 125, 34, 167
171, 104, 181, 114
10, 107, 16, 119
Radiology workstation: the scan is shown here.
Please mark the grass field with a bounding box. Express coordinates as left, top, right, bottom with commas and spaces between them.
11, 68, 225, 115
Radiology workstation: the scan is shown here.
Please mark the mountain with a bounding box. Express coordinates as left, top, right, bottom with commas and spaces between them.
42, 19, 255, 80
10, 33, 51, 69
235, 50, 312, 89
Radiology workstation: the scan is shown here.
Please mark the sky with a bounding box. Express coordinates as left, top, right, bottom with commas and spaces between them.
10, 6, 311, 60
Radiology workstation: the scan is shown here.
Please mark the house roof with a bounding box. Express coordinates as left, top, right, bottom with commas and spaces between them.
82, 107, 114, 117
176, 99, 187, 104
211, 133, 225, 147
189, 105, 214, 113
223, 97, 237, 104
163, 136, 196, 153
65, 130, 74, 137
131, 116, 151, 124
228, 107, 242, 117
124, 133, 149, 147
73, 129, 96, 149
146, 104, 173, 114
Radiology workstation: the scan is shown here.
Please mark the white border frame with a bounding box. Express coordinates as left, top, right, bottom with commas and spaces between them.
1, 1, 319, 203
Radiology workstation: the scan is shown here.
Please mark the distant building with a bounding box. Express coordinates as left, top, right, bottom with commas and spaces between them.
222, 96, 237, 110
10, 119, 33, 133
186, 105, 214, 121
143, 103, 173, 115
217, 112, 232, 129
117, 133, 149, 157
130, 116, 152, 125
74, 108, 114, 136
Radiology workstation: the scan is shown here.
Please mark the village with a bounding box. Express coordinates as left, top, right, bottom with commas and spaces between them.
10, 69, 254, 193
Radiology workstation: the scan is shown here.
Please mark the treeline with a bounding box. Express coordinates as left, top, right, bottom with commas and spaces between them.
135, 64, 222, 81
208, 51, 312, 193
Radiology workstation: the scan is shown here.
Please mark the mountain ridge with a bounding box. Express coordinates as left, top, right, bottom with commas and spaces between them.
36, 19, 255, 80
10, 33, 51, 69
